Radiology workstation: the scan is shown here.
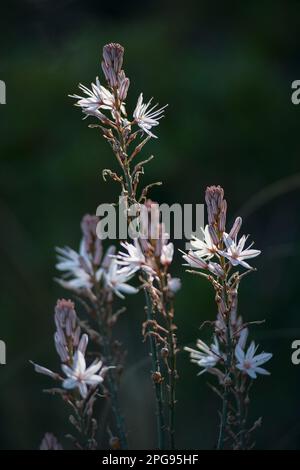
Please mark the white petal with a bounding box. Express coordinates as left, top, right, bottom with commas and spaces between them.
62, 378, 77, 390
78, 382, 88, 398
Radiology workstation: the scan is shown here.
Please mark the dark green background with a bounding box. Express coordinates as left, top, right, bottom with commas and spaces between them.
1, 0, 300, 449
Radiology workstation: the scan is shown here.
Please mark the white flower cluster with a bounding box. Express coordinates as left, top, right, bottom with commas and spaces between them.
70, 43, 167, 139
184, 186, 272, 385
31, 299, 110, 399
183, 220, 261, 277
55, 215, 138, 299
185, 328, 272, 380
113, 205, 181, 296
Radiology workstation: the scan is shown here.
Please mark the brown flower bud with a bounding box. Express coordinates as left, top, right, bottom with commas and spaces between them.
109, 436, 121, 450
152, 371, 163, 384
161, 347, 169, 359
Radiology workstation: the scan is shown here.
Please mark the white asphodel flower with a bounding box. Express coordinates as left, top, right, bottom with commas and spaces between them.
69, 77, 115, 119
190, 225, 219, 260
116, 240, 155, 276
62, 350, 106, 399
184, 337, 222, 375
55, 240, 102, 290
133, 93, 167, 138
219, 232, 261, 270
104, 259, 139, 299
160, 242, 174, 266
182, 250, 224, 277
235, 341, 272, 379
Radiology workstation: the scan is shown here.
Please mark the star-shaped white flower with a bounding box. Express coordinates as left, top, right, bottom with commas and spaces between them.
235, 341, 272, 379
219, 233, 261, 269
182, 250, 224, 277
55, 239, 102, 290
116, 240, 154, 276
184, 337, 222, 375
133, 93, 167, 138
190, 225, 219, 259
70, 77, 115, 119
104, 259, 139, 299
62, 350, 105, 399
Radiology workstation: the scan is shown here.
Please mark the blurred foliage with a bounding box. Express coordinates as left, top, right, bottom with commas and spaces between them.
1, 0, 300, 449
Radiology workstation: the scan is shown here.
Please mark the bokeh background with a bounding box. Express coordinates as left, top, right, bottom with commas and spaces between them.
1, 0, 300, 450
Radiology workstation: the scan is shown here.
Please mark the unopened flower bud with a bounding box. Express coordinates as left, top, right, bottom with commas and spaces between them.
161, 347, 169, 359
208, 262, 224, 278
152, 371, 163, 384
103, 43, 124, 73
102, 43, 125, 88
160, 242, 174, 266
205, 185, 227, 232
208, 224, 220, 245
40, 433, 62, 450
77, 333, 88, 355
109, 436, 121, 450
119, 76, 130, 101
168, 277, 181, 294
223, 376, 232, 387
229, 216, 242, 240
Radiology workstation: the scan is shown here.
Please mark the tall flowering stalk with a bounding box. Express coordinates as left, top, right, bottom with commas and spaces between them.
70, 43, 180, 449
32, 299, 110, 449
32, 215, 138, 449
183, 186, 272, 450
54, 214, 138, 449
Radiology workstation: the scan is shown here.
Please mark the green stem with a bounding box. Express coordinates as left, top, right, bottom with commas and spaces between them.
236, 375, 246, 449
217, 274, 232, 450
94, 292, 128, 450
102, 335, 128, 450
217, 383, 229, 450
167, 321, 176, 450
144, 287, 166, 450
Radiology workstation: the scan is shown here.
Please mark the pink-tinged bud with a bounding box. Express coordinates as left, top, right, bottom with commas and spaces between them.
218, 200, 227, 233
168, 277, 181, 294
183, 251, 208, 269
78, 333, 89, 355
73, 326, 81, 347
81, 214, 103, 265
103, 43, 124, 73
31, 362, 58, 380
54, 299, 80, 360
119, 76, 130, 101
54, 338, 69, 362
55, 327, 66, 346
208, 262, 225, 277
65, 317, 73, 337
160, 243, 174, 266
102, 43, 125, 88
208, 224, 220, 245
229, 216, 242, 240
40, 433, 63, 450
205, 185, 227, 232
